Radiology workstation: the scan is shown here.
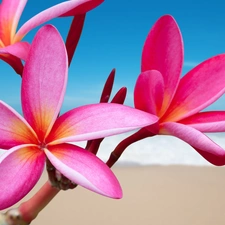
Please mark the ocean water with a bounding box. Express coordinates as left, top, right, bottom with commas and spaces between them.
0, 132, 224, 166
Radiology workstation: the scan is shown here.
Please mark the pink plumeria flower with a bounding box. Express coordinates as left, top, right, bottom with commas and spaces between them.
0, 25, 158, 210
0, 0, 103, 74
134, 15, 225, 165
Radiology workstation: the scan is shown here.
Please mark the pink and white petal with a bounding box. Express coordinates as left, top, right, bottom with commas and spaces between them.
0, 0, 27, 45
15, 0, 103, 41
179, 111, 225, 132
0, 53, 23, 75
164, 54, 225, 122
0, 41, 30, 61
0, 144, 45, 210
134, 70, 164, 115
46, 103, 158, 144
22, 25, 67, 142
0, 101, 38, 149
160, 122, 225, 166
45, 143, 122, 198
141, 15, 183, 115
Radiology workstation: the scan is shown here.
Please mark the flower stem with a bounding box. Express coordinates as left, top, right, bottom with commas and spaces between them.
106, 128, 154, 168
86, 138, 103, 155
19, 181, 60, 224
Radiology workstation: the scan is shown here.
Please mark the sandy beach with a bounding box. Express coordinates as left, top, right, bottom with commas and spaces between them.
6, 165, 225, 225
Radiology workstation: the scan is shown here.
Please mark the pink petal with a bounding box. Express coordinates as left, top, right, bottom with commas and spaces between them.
0, 144, 45, 210
46, 103, 158, 144
21, 25, 68, 142
160, 122, 225, 166
0, 0, 27, 45
134, 70, 164, 116
179, 111, 225, 132
0, 53, 23, 75
45, 143, 122, 198
0, 101, 38, 149
141, 15, 183, 115
163, 54, 225, 122
0, 41, 30, 61
16, 0, 103, 41
66, 14, 86, 66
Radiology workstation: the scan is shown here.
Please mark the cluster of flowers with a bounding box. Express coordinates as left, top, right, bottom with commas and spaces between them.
0, 0, 225, 217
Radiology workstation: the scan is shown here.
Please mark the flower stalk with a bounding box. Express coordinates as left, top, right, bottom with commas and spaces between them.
106, 128, 154, 167
0, 182, 59, 225
19, 182, 60, 224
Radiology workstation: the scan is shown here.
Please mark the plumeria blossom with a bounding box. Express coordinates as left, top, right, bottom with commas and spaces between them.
106, 15, 225, 168
134, 15, 225, 166
0, 25, 158, 210
0, 0, 103, 74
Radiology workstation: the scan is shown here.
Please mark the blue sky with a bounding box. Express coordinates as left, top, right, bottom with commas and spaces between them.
0, 0, 225, 114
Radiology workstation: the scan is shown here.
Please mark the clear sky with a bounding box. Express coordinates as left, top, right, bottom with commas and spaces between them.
1, 0, 225, 114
